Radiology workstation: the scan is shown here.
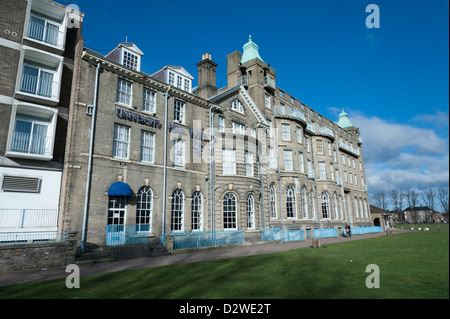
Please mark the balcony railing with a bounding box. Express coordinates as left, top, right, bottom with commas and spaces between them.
338, 141, 360, 156
0, 209, 60, 243
236, 75, 248, 87
273, 104, 306, 123
27, 19, 64, 49
264, 76, 275, 91
10, 131, 52, 157
20, 73, 58, 100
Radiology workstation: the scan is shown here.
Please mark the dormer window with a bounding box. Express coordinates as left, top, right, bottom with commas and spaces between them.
231, 100, 244, 113
106, 43, 143, 72
122, 50, 139, 71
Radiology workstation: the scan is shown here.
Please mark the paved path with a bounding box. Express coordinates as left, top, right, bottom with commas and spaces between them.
0, 230, 405, 287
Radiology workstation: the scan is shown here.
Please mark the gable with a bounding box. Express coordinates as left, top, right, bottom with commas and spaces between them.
209, 85, 269, 127
165, 66, 194, 80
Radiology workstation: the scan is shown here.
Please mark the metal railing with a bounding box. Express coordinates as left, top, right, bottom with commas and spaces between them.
105, 224, 152, 246
264, 76, 275, 90
236, 75, 248, 86
160, 230, 245, 249
313, 228, 338, 238
0, 209, 58, 230
20, 73, 58, 99
349, 226, 382, 235
261, 228, 305, 242
10, 132, 52, 156
0, 231, 66, 244
27, 19, 64, 49
273, 104, 306, 122
338, 141, 360, 156
0, 208, 62, 244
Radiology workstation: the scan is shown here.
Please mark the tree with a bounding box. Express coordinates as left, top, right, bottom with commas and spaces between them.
438, 187, 449, 218
374, 191, 388, 210
421, 188, 436, 222
405, 190, 420, 223
390, 190, 404, 223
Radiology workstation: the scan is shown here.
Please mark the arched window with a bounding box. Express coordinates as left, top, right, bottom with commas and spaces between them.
246, 194, 255, 229
269, 184, 277, 219
333, 193, 339, 220
286, 186, 297, 218
321, 192, 330, 219
136, 186, 152, 232
364, 199, 369, 218
354, 197, 359, 218
223, 192, 237, 229
171, 189, 184, 231
359, 198, 364, 219
310, 191, 316, 219
191, 191, 202, 231
301, 187, 308, 219
339, 195, 343, 220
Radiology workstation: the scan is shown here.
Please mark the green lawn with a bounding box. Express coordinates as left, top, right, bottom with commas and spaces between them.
0, 224, 448, 299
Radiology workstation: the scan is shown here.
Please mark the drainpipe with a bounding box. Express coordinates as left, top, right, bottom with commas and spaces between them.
273, 119, 285, 231
335, 131, 350, 226
161, 85, 171, 242
310, 144, 322, 230
209, 105, 215, 235
81, 62, 100, 253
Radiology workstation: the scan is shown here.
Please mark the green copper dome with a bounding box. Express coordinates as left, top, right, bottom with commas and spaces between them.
240, 35, 265, 64
337, 108, 354, 128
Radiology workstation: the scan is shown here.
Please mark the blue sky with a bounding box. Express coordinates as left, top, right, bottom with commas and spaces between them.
69, 0, 449, 209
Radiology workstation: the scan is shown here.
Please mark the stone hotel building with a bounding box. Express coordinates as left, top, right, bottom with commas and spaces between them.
0, 0, 372, 252
60, 34, 371, 250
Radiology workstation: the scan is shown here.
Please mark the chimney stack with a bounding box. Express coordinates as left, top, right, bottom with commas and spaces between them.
196, 53, 218, 99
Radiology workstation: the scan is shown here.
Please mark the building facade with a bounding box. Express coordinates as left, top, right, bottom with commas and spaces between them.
60, 34, 372, 250
0, 0, 83, 242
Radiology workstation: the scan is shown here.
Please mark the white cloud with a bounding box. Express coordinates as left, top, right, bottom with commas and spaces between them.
349, 114, 449, 197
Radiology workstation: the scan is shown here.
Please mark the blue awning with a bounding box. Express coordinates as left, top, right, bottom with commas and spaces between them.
108, 181, 133, 196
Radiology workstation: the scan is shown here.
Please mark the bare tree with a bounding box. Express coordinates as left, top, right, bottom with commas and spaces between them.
405, 190, 420, 223
374, 191, 388, 210
391, 190, 404, 223
421, 188, 436, 222
438, 187, 449, 217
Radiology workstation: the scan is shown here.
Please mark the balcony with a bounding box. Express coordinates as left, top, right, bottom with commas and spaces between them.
19, 72, 58, 100
338, 141, 360, 156
10, 131, 52, 157
27, 17, 64, 50
264, 76, 275, 91
236, 75, 248, 87
273, 104, 306, 123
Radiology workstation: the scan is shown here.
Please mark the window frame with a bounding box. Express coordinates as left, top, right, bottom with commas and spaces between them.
223, 192, 237, 230
116, 78, 132, 106
136, 186, 153, 233
140, 130, 155, 164
191, 191, 203, 231
171, 189, 184, 232
286, 186, 297, 219
143, 88, 156, 113
113, 124, 130, 159
174, 100, 185, 124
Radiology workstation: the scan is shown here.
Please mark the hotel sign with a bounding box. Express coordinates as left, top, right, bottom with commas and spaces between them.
115, 105, 162, 129
114, 105, 209, 141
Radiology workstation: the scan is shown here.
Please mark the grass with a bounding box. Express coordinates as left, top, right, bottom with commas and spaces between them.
0, 224, 448, 299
